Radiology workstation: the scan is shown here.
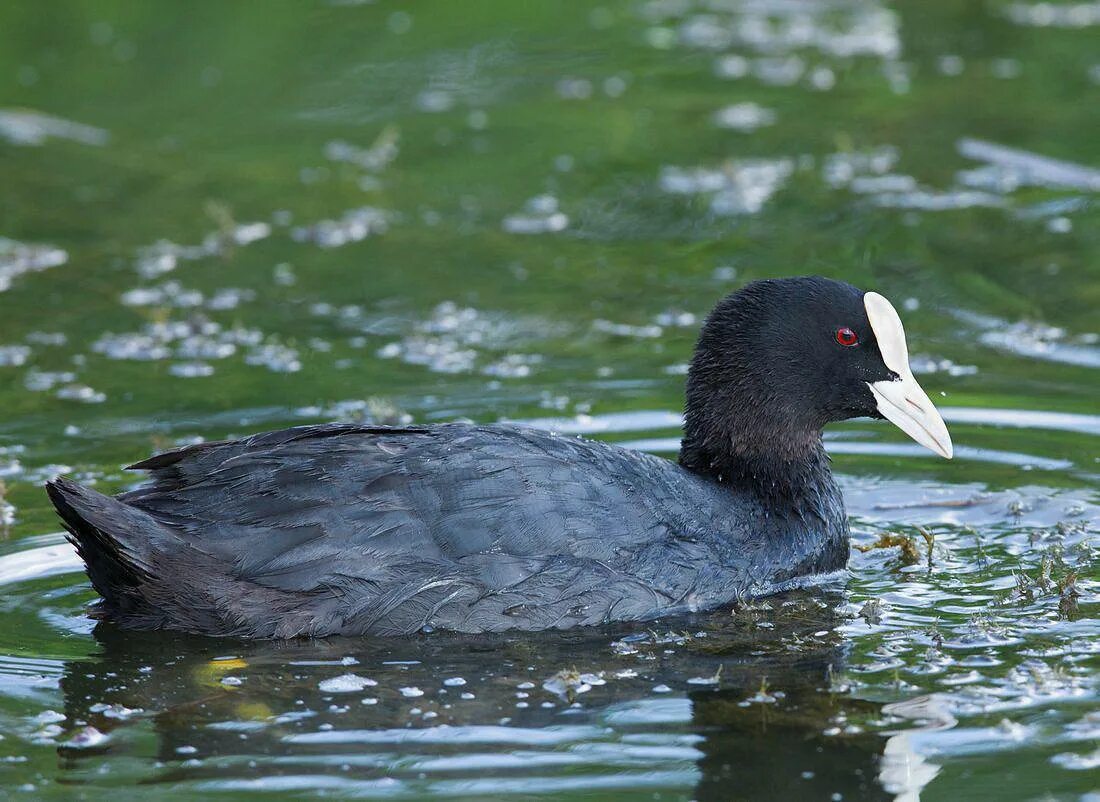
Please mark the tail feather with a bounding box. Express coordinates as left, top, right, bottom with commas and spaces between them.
46, 476, 329, 638
46, 477, 170, 614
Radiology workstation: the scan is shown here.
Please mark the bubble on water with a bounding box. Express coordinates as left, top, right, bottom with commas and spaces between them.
660, 158, 794, 216
654, 310, 696, 328
1052, 747, 1100, 770
754, 56, 805, 86
93, 331, 172, 361
681, 14, 734, 49
325, 129, 399, 172
245, 342, 302, 373
399, 686, 424, 698
232, 222, 271, 246
0, 238, 68, 293
1065, 710, 1100, 740
207, 287, 256, 310
808, 65, 836, 90
1046, 216, 1072, 234
481, 353, 542, 378
1003, 2, 1100, 27
416, 90, 455, 113
23, 370, 75, 392
273, 263, 297, 286
0, 345, 31, 367
871, 188, 1005, 211
132, 222, 271, 279
556, 78, 593, 100
593, 319, 663, 339
25, 331, 66, 347
378, 338, 477, 374
824, 147, 899, 187
908, 355, 978, 377
120, 282, 204, 308
990, 58, 1022, 79
292, 207, 390, 248
318, 674, 378, 693
375, 302, 560, 377
603, 75, 629, 97
55, 384, 106, 404
937, 54, 965, 75
503, 195, 569, 234
387, 10, 413, 34
714, 54, 750, 79
713, 102, 776, 132
657, 4, 900, 60
848, 174, 919, 194
169, 362, 215, 378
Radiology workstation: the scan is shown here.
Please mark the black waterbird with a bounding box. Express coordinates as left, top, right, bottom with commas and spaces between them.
47, 277, 952, 638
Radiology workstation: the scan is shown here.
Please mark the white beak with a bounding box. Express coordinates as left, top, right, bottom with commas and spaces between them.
864, 292, 954, 459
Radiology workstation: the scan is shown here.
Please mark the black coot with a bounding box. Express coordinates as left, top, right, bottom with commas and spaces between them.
47, 277, 952, 638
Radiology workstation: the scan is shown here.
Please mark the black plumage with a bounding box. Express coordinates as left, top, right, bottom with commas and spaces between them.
47, 276, 934, 638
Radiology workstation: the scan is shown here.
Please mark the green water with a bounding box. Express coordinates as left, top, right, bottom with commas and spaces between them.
1, 1, 1097, 798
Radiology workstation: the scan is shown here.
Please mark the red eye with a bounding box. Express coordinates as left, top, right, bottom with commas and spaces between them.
835, 327, 859, 346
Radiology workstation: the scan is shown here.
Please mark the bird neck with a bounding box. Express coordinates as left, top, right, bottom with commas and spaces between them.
678, 418, 834, 506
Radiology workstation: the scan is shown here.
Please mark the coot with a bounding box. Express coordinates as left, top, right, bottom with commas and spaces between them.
47, 277, 952, 638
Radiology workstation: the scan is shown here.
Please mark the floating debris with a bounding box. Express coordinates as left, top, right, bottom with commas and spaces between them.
543, 668, 604, 700
687, 665, 723, 686
855, 528, 934, 567
744, 676, 779, 704
63, 726, 110, 749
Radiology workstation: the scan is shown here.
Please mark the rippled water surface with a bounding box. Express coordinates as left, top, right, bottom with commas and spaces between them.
1, 1, 1098, 799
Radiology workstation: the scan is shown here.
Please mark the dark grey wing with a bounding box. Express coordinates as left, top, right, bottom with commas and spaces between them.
122, 424, 722, 635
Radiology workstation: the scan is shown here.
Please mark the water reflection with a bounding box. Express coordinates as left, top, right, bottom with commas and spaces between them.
50, 592, 910, 798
